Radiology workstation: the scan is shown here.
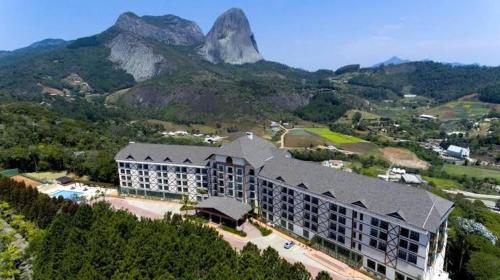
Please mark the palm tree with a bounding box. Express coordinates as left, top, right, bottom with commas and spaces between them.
181, 195, 189, 216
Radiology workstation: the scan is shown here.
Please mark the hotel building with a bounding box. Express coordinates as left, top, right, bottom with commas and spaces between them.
115, 133, 453, 280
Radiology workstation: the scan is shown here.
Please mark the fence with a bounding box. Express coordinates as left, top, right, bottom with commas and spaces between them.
0, 168, 19, 177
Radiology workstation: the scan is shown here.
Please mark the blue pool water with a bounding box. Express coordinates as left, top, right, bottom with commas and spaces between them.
50, 190, 84, 200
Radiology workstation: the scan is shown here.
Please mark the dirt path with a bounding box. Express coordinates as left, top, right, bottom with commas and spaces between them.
279, 123, 289, 148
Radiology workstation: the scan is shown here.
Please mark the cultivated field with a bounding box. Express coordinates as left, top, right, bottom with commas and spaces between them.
283, 129, 326, 147
305, 128, 364, 144
442, 165, 500, 181
382, 147, 430, 169
426, 100, 499, 121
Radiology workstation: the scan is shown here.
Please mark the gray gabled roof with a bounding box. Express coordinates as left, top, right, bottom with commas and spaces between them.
217, 135, 282, 168
259, 157, 453, 232
195, 196, 252, 220
115, 143, 217, 166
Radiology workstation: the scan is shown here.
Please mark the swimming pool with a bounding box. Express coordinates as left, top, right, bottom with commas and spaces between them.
50, 190, 84, 200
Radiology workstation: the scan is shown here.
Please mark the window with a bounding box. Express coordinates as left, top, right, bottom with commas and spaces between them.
409, 243, 419, 253
379, 231, 387, 240
395, 272, 405, 280
339, 206, 346, 215
380, 221, 388, 230
337, 235, 345, 244
328, 231, 336, 240
330, 213, 337, 221
303, 230, 309, 238
399, 239, 408, 248
376, 264, 386, 275
330, 203, 337, 212
367, 259, 376, 270
338, 216, 346, 225
408, 253, 417, 264
410, 231, 420, 242
370, 238, 377, 247
398, 250, 407, 260
370, 228, 378, 237
371, 217, 379, 226
400, 227, 409, 237
378, 242, 386, 251
338, 226, 345, 235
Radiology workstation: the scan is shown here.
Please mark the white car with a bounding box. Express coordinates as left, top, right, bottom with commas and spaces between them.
284, 240, 295, 249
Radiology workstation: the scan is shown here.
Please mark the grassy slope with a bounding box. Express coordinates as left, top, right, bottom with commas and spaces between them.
442, 164, 500, 181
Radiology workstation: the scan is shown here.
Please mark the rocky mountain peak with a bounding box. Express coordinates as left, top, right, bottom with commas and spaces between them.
200, 8, 263, 64
114, 11, 204, 46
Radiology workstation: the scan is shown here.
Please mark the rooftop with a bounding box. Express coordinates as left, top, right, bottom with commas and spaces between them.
259, 157, 453, 232
115, 143, 218, 166
195, 196, 252, 220
217, 134, 286, 168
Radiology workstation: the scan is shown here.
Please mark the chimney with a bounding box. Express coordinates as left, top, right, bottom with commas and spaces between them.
245, 132, 253, 140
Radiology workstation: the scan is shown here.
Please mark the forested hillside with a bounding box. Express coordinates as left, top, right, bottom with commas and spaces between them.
349, 62, 500, 102
0, 178, 331, 280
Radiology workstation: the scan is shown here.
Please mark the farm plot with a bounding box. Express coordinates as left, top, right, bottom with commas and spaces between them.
304, 128, 363, 144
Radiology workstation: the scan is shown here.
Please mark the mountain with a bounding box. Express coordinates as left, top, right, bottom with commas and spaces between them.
2, 8, 500, 125
200, 8, 263, 64
114, 12, 204, 46
0, 38, 68, 66
0, 8, 340, 122
373, 56, 411, 67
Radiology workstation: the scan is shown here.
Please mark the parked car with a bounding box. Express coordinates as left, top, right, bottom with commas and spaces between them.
284, 240, 295, 249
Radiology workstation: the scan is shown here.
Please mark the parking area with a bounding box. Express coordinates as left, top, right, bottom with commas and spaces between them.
215, 221, 371, 280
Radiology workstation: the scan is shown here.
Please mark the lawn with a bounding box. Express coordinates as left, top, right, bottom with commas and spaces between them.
305, 128, 363, 144
23, 171, 68, 182
422, 176, 463, 190
442, 165, 500, 181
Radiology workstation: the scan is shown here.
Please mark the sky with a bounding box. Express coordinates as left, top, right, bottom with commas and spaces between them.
1, 0, 500, 71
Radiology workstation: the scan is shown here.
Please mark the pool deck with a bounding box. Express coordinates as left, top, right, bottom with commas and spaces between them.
38, 182, 117, 201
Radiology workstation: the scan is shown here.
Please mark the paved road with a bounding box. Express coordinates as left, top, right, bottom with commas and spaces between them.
443, 189, 500, 200
444, 189, 500, 213
217, 221, 372, 280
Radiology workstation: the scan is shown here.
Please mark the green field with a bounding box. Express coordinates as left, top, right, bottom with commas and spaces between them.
422, 176, 463, 190
442, 165, 500, 181
305, 128, 363, 144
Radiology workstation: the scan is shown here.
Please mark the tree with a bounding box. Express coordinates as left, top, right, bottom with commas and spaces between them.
352, 111, 362, 125
466, 252, 500, 280
315, 271, 333, 280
